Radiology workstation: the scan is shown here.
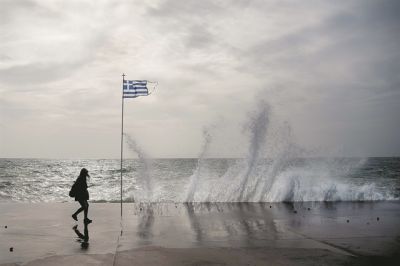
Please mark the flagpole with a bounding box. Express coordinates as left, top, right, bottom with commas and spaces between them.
120, 73, 125, 218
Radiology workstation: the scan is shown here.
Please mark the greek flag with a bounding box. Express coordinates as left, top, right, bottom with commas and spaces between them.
123, 80, 148, 98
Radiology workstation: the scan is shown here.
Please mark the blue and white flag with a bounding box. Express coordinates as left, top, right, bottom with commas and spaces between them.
123, 80, 148, 98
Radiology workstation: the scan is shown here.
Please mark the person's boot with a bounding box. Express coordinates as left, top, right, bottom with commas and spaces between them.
84, 218, 92, 224
72, 214, 78, 221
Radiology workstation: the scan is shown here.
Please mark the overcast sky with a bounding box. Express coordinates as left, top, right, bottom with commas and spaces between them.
0, 0, 399, 159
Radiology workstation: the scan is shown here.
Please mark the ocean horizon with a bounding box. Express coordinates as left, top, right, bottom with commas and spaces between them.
1, 157, 399, 203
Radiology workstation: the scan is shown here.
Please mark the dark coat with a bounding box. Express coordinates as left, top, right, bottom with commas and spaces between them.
74, 175, 89, 201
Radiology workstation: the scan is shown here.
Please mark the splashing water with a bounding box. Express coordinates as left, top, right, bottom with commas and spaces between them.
119, 100, 398, 203
185, 126, 213, 202
182, 100, 395, 202
236, 101, 269, 201
124, 134, 153, 202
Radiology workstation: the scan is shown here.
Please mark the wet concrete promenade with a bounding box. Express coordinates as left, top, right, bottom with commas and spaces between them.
1, 202, 400, 265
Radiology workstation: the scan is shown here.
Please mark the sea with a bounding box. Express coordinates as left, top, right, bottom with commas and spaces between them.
0, 157, 399, 203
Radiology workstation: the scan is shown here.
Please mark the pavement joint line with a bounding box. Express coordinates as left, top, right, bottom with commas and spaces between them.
280, 225, 357, 257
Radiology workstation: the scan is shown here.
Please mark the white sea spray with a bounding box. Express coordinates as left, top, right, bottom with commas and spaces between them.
124, 134, 153, 202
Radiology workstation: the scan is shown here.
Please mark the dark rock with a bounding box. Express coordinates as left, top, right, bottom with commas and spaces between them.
10, 247, 13, 252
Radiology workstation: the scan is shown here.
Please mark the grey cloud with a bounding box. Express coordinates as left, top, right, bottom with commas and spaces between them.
1, 0, 400, 158
356, 0, 400, 26
0, 0, 61, 25
146, 0, 225, 18
0, 61, 85, 86
176, 62, 222, 78
184, 24, 215, 50
0, 54, 12, 61
240, 0, 400, 86
0, 0, 38, 23
145, 0, 226, 52
0, 1, 121, 87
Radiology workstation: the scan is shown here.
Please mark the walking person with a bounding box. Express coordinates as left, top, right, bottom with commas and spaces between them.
71, 168, 92, 224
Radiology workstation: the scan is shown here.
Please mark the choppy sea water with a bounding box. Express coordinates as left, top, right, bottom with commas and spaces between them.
0, 157, 399, 203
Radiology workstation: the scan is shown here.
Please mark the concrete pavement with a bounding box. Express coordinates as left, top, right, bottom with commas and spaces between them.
1, 202, 400, 265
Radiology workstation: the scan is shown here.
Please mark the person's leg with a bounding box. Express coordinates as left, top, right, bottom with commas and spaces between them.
84, 201, 92, 224
75, 201, 85, 216
83, 201, 88, 220
72, 200, 85, 221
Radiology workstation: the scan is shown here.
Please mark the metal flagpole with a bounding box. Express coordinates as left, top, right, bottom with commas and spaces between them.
120, 73, 125, 218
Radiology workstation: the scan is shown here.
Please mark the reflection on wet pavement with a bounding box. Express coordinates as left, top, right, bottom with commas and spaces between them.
119, 202, 400, 256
